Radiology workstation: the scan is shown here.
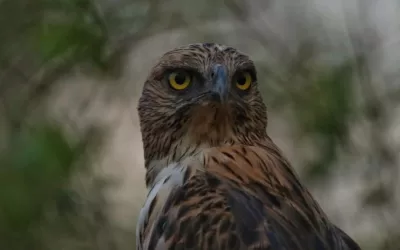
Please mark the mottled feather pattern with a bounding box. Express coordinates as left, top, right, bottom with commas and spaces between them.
136, 43, 361, 249
137, 144, 359, 249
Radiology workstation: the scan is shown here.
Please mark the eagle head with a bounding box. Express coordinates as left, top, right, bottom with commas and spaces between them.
137, 43, 268, 182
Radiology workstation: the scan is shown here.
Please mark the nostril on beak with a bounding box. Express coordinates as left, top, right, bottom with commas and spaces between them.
212, 64, 224, 79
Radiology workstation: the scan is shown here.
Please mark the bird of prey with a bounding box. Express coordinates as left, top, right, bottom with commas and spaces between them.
136, 43, 360, 250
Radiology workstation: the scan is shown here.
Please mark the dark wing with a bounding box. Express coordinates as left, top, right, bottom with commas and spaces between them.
139, 145, 361, 250
226, 185, 361, 250
332, 226, 361, 250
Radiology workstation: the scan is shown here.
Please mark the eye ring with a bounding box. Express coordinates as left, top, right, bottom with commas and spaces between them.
235, 72, 252, 90
168, 71, 191, 90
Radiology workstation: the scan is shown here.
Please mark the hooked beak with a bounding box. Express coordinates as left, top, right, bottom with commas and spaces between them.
210, 64, 229, 103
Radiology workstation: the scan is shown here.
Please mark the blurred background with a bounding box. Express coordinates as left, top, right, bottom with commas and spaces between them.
0, 0, 399, 249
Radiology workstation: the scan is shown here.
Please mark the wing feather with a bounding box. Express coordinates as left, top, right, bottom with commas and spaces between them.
137, 145, 360, 250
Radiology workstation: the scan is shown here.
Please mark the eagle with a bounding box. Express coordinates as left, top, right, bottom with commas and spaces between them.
136, 43, 360, 250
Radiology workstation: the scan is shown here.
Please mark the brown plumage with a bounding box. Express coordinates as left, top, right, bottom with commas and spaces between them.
136, 43, 360, 250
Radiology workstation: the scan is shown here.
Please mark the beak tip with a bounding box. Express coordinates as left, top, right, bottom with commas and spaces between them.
212, 64, 229, 103
209, 92, 222, 103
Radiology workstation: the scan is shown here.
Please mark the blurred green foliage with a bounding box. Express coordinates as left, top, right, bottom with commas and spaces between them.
0, 0, 113, 249
292, 61, 355, 180
0, 125, 80, 249
1, 126, 75, 227
36, 0, 109, 69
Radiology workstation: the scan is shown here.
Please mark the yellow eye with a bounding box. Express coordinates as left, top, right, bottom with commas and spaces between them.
235, 72, 252, 90
168, 71, 191, 90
